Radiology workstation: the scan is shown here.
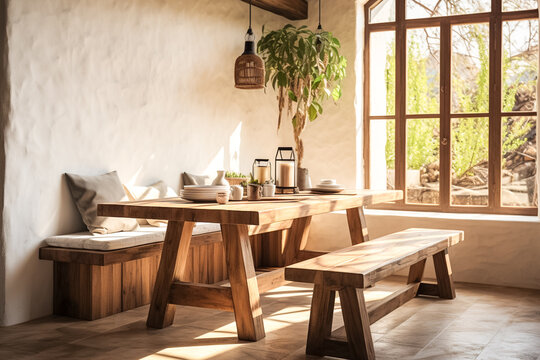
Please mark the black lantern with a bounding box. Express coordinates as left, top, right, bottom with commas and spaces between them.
252, 159, 272, 184
275, 147, 297, 193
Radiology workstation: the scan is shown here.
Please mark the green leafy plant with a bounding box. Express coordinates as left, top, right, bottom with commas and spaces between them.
258, 24, 347, 167
248, 173, 260, 185
384, 24, 535, 179
225, 171, 248, 178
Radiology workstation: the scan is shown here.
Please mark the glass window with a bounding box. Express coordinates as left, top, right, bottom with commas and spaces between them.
451, 118, 490, 206
407, 0, 490, 19
451, 24, 490, 113
407, 27, 440, 114
370, 120, 395, 190
502, 116, 537, 207
370, 31, 396, 116
370, 0, 396, 23
503, 0, 538, 12
406, 119, 440, 204
502, 20, 538, 112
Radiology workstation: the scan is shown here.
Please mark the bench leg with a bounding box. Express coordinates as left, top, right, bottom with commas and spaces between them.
221, 224, 265, 341
407, 258, 426, 284
433, 249, 456, 299
339, 287, 375, 360
306, 284, 336, 356
346, 206, 369, 244
147, 221, 194, 328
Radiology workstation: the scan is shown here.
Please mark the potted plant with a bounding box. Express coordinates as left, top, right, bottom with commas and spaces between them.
247, 173, 262, 200
258, 24, 347, 189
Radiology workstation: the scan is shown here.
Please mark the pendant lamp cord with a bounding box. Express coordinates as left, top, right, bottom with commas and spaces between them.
317, 0, 322, 30
248, 0, 253, 34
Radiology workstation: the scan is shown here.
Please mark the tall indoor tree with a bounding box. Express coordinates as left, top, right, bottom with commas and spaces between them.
258, 24, 347, 184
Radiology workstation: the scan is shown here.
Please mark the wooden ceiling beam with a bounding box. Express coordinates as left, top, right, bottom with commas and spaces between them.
240, 0, 308, 20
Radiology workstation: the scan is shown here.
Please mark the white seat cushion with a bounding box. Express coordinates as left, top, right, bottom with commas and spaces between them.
45, 223, 222, 251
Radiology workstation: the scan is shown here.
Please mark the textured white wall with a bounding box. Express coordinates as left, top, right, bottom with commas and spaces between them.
2, 0, 288, 326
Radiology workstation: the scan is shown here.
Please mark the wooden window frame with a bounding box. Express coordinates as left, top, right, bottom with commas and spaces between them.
364, 0, 539, 215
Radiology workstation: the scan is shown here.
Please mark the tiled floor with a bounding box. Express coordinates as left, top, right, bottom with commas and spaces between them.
1, 278, 539, 359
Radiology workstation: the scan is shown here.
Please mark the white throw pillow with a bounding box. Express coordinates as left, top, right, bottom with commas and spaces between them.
123, 180, 178, 226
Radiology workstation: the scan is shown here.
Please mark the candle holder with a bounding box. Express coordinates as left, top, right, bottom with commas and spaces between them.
275, 147, 298, 194
252, 159, 272, 184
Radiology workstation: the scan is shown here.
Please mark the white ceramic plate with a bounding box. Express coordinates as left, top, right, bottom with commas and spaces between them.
182, 193, 219, 202
310, 186, 345, 194
183, 190, 228, 194
184, 185, 229, 191
315, 183, 343, 189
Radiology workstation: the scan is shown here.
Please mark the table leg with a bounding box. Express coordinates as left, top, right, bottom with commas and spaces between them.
221, 224, 265, 341
346, 206, 369, 244
147, 221, 194, 329
283, 216, 312, 265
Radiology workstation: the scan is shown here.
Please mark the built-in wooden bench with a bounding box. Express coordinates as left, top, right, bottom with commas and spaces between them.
39, 227, 226, 320
285, 228, 464, 360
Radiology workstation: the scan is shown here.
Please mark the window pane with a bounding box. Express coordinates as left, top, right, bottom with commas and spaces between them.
406, 119, 440, 204
502, 116, 537, 207
502, 20, 538, 112
370, 31, 395, 116
407, 27, 440, 114
451, 118, 489, 206
451, 24, 490, 113
370, 120, 395, 190
369, 0, 395, 23
503, 0, 538, 12
406, 0, 490, 19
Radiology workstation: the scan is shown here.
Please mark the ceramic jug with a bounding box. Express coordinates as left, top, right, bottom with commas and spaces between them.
211, 170, 230, 186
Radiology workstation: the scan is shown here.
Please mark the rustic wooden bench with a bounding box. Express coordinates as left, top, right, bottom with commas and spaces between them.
39, 230, 226, 320
285, 228, 464, 360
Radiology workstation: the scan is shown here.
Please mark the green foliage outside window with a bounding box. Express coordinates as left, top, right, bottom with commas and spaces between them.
383, 22, 536, 179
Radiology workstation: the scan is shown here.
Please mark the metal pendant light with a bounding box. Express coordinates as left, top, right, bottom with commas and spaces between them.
234, 0, 265, 89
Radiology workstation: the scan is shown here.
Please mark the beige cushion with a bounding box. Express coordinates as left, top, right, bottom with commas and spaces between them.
123, 181, 178, 226
65, 171, 139, 235
45, 223, 222, 251
182, 172, 208, 187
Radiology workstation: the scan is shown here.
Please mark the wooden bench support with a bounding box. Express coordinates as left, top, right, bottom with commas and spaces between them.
366, 282, 420, 325
306, 284, 336, 356
169, 282, 234, 312
287, 228, 464, 359
40, 229, 226, 321
433, 249, 456, 299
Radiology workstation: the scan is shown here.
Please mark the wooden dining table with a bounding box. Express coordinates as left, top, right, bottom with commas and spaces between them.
98, 189, 402, 341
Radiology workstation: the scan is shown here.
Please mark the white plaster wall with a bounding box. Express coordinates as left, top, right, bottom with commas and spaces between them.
3, 0, 286, 326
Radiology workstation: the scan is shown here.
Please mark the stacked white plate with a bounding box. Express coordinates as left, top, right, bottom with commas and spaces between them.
311, 179, 345, 194
182, 185, 230, 202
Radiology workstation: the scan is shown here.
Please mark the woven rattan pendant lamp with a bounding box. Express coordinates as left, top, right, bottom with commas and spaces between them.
234, 0, 265, 89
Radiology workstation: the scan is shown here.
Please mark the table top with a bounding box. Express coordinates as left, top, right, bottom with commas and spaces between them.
98, 190, 403, 225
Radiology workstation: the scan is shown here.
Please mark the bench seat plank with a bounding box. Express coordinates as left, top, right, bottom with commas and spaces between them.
40, 231, 223, 266
285, 228, 463, 288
